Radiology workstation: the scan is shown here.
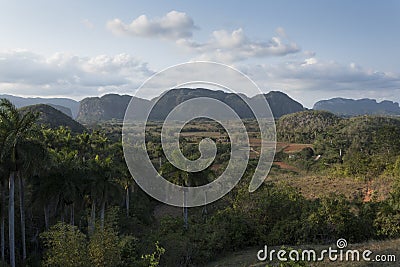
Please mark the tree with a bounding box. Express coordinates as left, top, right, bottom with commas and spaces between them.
111, 142, 135, 218
0, 99, 38, 267
0, 162, 7, 265
88, 227, 121, 267
160, 152, 212, 229
16, 139, 46, 261
0, 122, 9, 264
40, 222, 90, 267
88, 154, 121, 230
142, 241, 165, 267
86, 132, 122, 232
35, 128, 90, 230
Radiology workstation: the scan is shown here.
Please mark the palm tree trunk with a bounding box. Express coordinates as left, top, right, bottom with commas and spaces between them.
43, 204, 49, 230
125, 185, 130, 217
18, 173, 26, 261
89, 200, 96, 235
9, 171, 15, 267
183, 206, 188, 229
1, 180, 5, 264
100, 199, 105, 230
70, 203, 74, 226
183, 188, 188, 229
203, 191, 208, 216
60, 206, 64, 223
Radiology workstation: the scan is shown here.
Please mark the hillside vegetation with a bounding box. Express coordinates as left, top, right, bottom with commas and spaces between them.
1, 98, 400, 266
19, 104, 86, 133
277, 110, 342, 143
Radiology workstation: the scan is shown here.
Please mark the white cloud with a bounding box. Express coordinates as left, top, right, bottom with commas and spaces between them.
1, 50, 399, 108
106, 11, 299, 62
303, 57, 318, 65
177, 27, 300, 62
0, 50, 154, 98
241, 59, 400, 107
106, 10, 196, 40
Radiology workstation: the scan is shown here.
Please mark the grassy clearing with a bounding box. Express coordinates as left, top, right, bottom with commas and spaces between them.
265, 172, 394, 202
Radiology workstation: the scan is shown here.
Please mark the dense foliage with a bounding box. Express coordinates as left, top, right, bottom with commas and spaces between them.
277, 110, 342, 143
0, 100, 399, 266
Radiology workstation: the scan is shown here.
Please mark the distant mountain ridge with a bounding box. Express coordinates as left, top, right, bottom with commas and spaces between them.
0, 94, 80, 118
4, 92, 400, 124
76, 89, 305, 122
313, 97, 400, 116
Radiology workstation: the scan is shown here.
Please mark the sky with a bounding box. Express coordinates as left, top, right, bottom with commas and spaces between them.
0, 0, 399, 107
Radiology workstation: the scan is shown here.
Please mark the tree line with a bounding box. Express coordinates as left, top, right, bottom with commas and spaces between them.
0, 99, 160, 266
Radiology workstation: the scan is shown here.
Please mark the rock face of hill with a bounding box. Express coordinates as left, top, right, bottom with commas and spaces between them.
77, 94, 151, 123
19, 104, 86, 133
254, 91, 305, 118
313, 98, 400, 116
0, 94, 79, 118
76, 89, 305, 122
148, 88, 254, 120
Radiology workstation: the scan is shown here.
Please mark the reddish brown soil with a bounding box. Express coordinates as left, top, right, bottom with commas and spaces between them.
273, 161, 299, 172
281, 143, 313, 153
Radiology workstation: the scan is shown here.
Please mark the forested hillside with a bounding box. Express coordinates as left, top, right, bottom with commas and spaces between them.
277, 110, 342, 143
19, 104, 86, 133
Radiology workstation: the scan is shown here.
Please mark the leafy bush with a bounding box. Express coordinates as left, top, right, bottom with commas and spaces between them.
88, 228, 121, 267
40, 223, 90, 267
41, 220, 146, 267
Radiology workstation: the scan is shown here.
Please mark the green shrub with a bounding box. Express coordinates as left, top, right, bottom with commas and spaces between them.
40, 222, 90, 267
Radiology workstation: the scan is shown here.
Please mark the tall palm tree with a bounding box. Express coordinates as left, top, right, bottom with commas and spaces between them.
160, 159, 212, 229
17, 138, 46, 261
0, 166, 7, 265
88, 154, 121, 230
40, 127, 76, 224
0, 105, 8, 265
0, 98, 38, 267
111, 142, 134, 217
0, 123, 9, 264
119, 171, 134, 218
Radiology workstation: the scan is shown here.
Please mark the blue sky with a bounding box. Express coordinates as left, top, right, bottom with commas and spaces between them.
0, 0, 399, 107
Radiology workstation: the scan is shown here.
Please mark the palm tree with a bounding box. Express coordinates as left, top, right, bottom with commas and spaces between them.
0, 167, 7, 264
121, 173, 135, 218
88, 154, 121, 230
0, 98, 38, 267
39, 127, 78, 226
0, 123, 9, 264
0, 105, 8, 265
16, 138, 46, 261
111, 142, 134, 217
81, 132, 123, 233
39, 147, 84, 226
160, 159, 212, 229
